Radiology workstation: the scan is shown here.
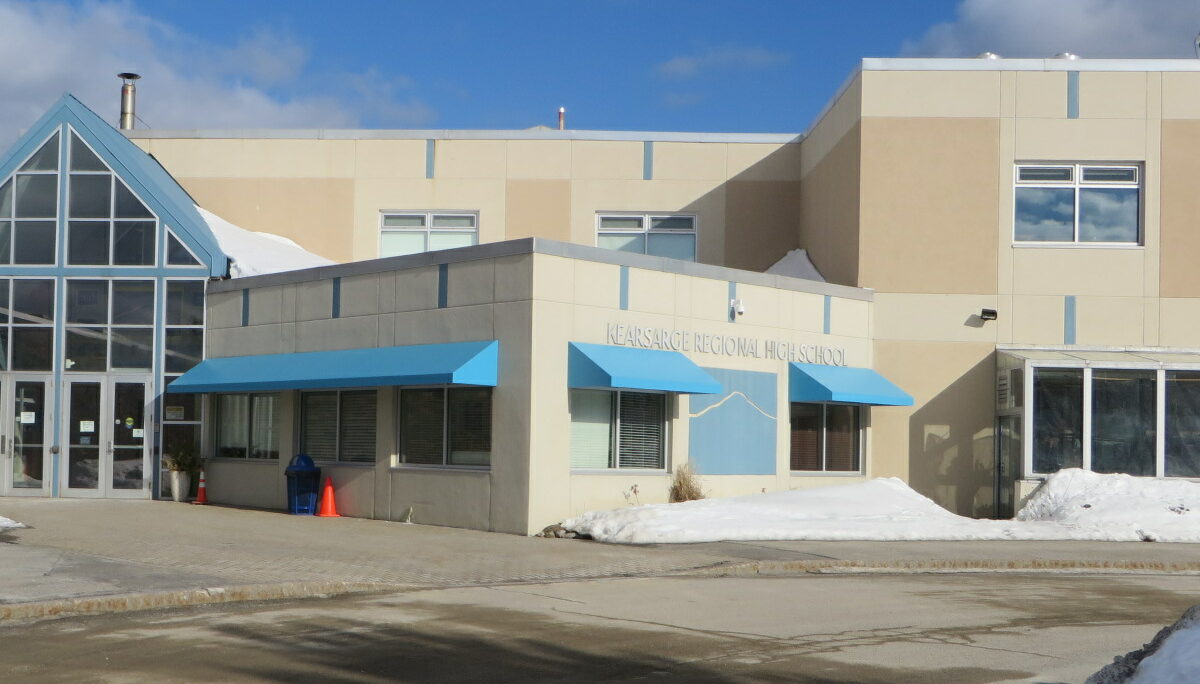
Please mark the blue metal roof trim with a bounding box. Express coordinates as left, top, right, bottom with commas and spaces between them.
0, 94, 227, 277
568, 342, 722, 394
788, 363, 913, 406
167, 340, 499, 393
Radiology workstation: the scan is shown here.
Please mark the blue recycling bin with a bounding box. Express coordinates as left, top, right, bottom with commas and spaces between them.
285, 454, 322, 515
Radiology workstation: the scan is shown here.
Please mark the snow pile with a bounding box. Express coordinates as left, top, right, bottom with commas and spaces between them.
1017, 469, 1200, 543
198, 206, 335, 278
765, 249, 825, 282
561, 470, 1200, 544
1129, 621, 1200, 683
0, 515, 24, 530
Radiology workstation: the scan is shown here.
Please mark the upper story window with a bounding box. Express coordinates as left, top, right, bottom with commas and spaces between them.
1014, 164, 1140, 245
0, 131, 60, 265
380, 212, 477, 257
597, 213, 696, 261
66, 131, 157, 266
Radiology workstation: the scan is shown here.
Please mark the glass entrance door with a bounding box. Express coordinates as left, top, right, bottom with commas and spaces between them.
1, 376, 51, 495
62, 376, 151, 498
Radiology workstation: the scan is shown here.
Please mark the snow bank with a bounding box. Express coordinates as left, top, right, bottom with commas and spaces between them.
765, 249, 825, 282
1017, 469, 1200, 543
198, 206, 335, 278
561, 469, 1200, 544
1130, 621, 1200, 683
0, 515, 24, 530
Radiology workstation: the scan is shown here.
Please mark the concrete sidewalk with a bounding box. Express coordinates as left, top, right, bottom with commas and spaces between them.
2, 497, 1198, 621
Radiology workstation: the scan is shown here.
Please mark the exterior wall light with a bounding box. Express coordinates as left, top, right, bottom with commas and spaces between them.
730, 299, 745, 317
980, 308, 998, 321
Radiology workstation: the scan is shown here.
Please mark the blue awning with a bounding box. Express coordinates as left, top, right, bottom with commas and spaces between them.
568, 342, 722, 394
168, 341, 499, 394
788, 363, 913, 406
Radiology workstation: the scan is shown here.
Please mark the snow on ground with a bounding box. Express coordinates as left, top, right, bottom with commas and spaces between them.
0, 515, 24, 530
198, 206, 335, 278
1129, 621, 1200, 683
765, 248, 825, 282
561, 469, 1200, 544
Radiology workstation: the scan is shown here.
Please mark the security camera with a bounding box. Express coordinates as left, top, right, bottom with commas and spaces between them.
730, 298, 746, 316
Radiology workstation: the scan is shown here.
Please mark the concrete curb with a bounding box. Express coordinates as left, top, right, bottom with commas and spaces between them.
0, 580, 405, 624
685, 558, 1200, 577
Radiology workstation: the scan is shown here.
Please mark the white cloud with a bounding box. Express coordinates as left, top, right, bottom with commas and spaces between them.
0, 0, 437, 146
904, 0, 1200, 58
655, 45, 789, 79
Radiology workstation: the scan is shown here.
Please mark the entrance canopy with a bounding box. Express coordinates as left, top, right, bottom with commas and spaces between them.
788, 363, 913, 406
568, 342, 722, 394
168, 341, 499, 393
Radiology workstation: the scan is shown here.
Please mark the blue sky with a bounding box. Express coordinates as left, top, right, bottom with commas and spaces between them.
136, 0, 961, 133
1, 0, 1198, 143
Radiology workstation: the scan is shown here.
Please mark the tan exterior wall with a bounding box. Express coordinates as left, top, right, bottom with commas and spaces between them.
797, 123, 860, 287
1159, 120, 1200, 298
859, 117, 1000, 294
136, 136, 803, 272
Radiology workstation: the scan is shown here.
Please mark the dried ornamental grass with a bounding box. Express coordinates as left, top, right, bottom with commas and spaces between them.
669, 463, 705, 503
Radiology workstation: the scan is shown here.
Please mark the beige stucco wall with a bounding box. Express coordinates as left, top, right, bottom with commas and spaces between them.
135, 136, 802, 273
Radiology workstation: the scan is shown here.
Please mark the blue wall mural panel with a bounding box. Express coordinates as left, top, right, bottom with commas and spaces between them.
688, 367, 777, 475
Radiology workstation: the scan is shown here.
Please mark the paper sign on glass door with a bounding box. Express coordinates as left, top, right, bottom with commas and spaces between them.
80, 420, 95, 433
20, 411, 35, 424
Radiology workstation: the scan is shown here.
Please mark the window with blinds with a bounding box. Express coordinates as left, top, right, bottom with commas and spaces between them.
399, 387, 492, 466
300, 390, 377, 463
215, 393, 279, 459
569, 389, 666, 470
789, 403, 862, 473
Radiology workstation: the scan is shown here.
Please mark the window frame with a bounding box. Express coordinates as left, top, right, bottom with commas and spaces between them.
788, 402, 865, 475
62, 276, 157, 373
378, 211, 479, 257
162, 277, 207, 374
298, 388, 378, 464
64, 126, 159, 267
6, 276, 58, 373
2, 130, 62, 266
569, 388, 670, 472
395, 386, 493, 469
1013, 162, 1142, 247
212, 391, 281, 460
595, 212, 698, 261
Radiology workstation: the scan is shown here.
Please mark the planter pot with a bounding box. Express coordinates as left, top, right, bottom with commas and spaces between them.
170, 471, 191, 502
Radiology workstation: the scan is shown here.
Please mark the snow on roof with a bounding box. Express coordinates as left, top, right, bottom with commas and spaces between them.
765, 248, 825, 282
197, 206, 335, 278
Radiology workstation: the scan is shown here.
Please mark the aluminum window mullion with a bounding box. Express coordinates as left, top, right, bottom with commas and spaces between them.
1156, 368, 1166, 477
820, 404, 828, 472
441, 387, 449, 466
611, 390, 620, 469
334, 390, 342, 463
1082, 366, 1092, 472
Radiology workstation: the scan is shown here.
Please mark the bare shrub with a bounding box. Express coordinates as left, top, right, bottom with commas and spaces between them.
669, 463, 705, 503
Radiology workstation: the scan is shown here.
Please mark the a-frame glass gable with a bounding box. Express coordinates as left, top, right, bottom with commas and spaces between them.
0, 96, 225, 501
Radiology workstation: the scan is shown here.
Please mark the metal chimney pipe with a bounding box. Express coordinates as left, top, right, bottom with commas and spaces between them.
118, 72, 141, 130
558, 107, 565, 130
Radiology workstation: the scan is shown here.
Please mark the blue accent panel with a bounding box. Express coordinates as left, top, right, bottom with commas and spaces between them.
241, 289, 250, 327
823, 295, 832, 334
1064, 295, 1077, 345
438, 263, 448, 308
331, 277, 341, 319
568, 342, 721, 394
1067, 71, 1079, 119
789, 363, 913, 406
642, 141, 653, 180
619, 266, 629, 310
688, 368, 777, 475
151, 273, 167, 499
727, 281, 736, 322
426, 139, 436, 178
168, 340, 499, 393
0, 95, 226, 276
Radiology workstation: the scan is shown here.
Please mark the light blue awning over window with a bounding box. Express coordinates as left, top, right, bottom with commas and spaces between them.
789, 362, 913, 406
167, 341, 499, 393
568, 342, 722, 394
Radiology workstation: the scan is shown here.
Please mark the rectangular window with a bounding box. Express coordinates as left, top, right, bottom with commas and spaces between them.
1090, 370, 1155, 476
597, 213, 696, 261
1014, 164, 1140, 244
398, 387, 492, 467
63, 279, 155, 372
569, 389, 666, 469
1166, 371, 1200, 478
1031, 368, 1083, 474
301, 389, 377, 463
214, 393, 279, 459
789, 403, 862, 472
380, 212, 478, 257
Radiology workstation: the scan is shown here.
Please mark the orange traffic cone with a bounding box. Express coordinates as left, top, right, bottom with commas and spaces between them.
191, 470, 209, 505
315, 476, 341, 517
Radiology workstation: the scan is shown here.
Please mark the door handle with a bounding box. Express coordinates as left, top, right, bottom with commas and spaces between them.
107, 441, 113, 455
